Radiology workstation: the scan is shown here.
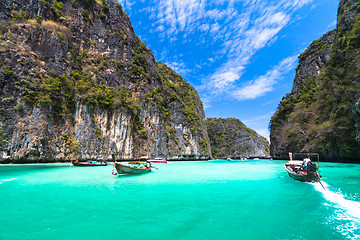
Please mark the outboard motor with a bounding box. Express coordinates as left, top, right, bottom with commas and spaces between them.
308, 161, 317, 172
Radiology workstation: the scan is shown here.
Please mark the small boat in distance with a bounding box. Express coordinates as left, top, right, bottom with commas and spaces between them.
114, 161, 151, 175
71, 160, 108, 167
148, 157, 167, 164
284, 152, 321, 182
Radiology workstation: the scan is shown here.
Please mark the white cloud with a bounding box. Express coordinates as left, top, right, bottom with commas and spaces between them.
328, 20, 337, 29
164, 60, 190, 77
242, 111, 276, 140
210, 23, 221, 35
116, 0, 135, 10
199, 23, 210, 32
209, 69, 242, 91
203, 7, 293, 97
125, 0, 313, 102
232, 55, 298, 101
243, 112, 275, 124
253, 128, 270, 141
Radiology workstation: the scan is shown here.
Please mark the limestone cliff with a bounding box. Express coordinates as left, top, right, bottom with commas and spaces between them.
206, 118, 269, 159
0, 0, 211, 163
270, 0, 360, 162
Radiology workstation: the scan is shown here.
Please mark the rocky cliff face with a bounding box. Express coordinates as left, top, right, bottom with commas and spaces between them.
0, 0, 211, 163
270, 0, 360, 162
206, 118, 269, 159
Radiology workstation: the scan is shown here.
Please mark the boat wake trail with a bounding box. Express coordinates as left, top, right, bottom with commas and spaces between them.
0, 178, 17, 184
312, 182, 360, 239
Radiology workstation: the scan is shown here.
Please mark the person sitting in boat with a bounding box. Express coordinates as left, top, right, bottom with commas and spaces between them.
302, 156, 311, 175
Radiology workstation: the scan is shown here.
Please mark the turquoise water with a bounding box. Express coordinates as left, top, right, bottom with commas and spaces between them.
0, 160, 359, 240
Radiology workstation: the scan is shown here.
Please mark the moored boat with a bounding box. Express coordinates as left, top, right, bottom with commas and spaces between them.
284, 153, 321, 182
114, 161, 151, 175
71, 160, 108, 167
148, 157, 167, 163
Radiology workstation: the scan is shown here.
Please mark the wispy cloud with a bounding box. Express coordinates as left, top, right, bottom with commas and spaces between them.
253, 128, 270, 141
243, 111, 277, 140
116, 0, 135, 11
164, 60, 190, 77
122, 0, 313, 102
232, 55, 298, 101
328, 20, 337, 29
206, 3, 296, 96
243, 111, 276, 124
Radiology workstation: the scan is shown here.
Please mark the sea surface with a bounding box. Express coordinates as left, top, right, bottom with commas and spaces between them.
0, 160, 359, 240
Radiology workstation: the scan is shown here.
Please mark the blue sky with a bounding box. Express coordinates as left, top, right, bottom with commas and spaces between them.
117, 0, 339, 140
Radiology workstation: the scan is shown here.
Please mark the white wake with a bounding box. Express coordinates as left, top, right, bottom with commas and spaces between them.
0, 178, 17, 184
313, 181, 360, 239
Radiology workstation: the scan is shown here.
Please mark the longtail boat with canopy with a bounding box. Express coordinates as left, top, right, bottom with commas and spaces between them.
71, 160, 107, 167
113, 161, 152, 175
284, 152, 322, 182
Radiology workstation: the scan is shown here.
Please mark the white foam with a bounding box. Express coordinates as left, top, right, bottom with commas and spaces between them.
0, 178, 17, 184
313, 182, 360, 239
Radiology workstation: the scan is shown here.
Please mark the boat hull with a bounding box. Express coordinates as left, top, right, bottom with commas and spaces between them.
72, 162, 108, 167
284, 162, 320, 182
148, 160, 167, 163
286, 171, 319, 182
115, 163, 151, 175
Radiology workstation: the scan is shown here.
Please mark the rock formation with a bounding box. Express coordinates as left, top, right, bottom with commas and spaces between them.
206, 118, 269, 159
0, 0, 211, 162
270, 0, 360, 162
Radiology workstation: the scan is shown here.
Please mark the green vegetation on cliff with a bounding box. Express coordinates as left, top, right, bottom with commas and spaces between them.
270, 0, 360, 162
0, 0, 211, 162
206, 118, 269, 159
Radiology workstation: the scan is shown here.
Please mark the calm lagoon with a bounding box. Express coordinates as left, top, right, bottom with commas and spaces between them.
0, 160, 359, 240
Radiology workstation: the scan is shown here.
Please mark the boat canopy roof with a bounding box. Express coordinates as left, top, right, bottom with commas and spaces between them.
128, 161, 147, 164
285, 160, 303, 165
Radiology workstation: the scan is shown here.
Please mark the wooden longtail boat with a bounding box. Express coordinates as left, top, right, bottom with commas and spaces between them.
71, 160, 108, 167
284, 153, 321, 182
114, 161, 151, 175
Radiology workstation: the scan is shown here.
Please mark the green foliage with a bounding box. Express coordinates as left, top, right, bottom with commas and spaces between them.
10, 10, 30, 23
3, 66, 16, 79
270, 4, 360, 160
101, 0, 109, 15
51, 0, 64, 19
35, 15, 43, 25
129, 65, 145, 82
113, 60, 124, 71
71, 0, 79, 7
156, 62, 201, 127
81, 10, 92, 23
297, 77, 319, 107
206, 118, 268, 158
60, 133, 79, 150
14, 102, 25, 112
95, 125, 101, 139
199, 138, 209, 152
298, 33, 332, 62
134, 120, 148, 140
128, 43, 149, 82
132, 44, 147, 67
3, 97, 14, 103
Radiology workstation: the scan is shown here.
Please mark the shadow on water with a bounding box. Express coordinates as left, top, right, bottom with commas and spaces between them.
115, 173, 152, 178
312, 181, 360, 239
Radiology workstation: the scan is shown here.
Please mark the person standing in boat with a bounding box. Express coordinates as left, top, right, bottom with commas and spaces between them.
302, 156, 311, 175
